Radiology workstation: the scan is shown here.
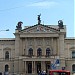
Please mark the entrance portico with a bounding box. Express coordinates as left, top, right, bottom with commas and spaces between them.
22, 57, 53, 74
23, 61, 51, 74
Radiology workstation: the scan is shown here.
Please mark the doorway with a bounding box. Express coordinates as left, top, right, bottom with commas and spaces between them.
45, 61, 51, 73
37, 62, 41, 73
28, 62, 32, 73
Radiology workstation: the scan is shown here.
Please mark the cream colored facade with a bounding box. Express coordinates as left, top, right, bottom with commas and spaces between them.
0, 22, 75, 75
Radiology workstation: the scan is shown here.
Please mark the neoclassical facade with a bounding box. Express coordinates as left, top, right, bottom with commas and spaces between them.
0, 19, 75, 75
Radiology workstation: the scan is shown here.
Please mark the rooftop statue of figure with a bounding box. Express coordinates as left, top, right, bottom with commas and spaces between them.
38, 14, 41, 25
16, 21, 23, 30
58, 20, 63, 29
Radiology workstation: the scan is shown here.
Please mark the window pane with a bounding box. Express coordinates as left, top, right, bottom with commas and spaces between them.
5, 65, 9, 72
37, 48, 42, 56
28, 48, 33, 56
46, 48, 50, 57
72, 64, 75, 72
5, 51, 9, 59
72, 51, 75, 58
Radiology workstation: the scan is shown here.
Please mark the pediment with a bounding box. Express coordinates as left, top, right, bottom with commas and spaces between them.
20, 24, 60, 33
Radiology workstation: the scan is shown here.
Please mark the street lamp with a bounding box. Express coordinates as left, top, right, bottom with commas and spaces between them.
6, 29, 9, 31
0, 29, 9, 32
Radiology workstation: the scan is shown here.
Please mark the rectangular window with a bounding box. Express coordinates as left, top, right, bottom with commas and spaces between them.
72, 51, 75, 58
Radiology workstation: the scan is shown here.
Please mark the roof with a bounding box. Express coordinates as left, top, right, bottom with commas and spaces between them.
0, 38, 15, 41
65, 37, 75, 39
23, 24, 60, 31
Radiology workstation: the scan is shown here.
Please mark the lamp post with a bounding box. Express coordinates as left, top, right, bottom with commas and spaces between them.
0, 29, 9, 32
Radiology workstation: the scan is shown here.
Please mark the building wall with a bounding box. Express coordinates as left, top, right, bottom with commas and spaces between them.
14, 25, 66, 74
65, 38, 75, 73
0, 25, 75, 75
0, 39, 15, 74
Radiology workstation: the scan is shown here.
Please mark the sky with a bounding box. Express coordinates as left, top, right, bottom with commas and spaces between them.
0, 0, 74, 38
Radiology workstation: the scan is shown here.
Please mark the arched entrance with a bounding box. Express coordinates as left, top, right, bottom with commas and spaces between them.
5, 64, 9, 72
4, 64, 9, 75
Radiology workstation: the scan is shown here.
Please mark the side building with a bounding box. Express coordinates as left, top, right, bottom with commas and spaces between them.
0, 20, 75, 75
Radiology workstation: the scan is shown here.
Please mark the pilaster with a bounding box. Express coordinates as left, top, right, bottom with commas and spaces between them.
25, 38, 28, 55
24, 61, 26, 74
59, 34, 65, 58
34, 38, 37, 56
51, 38, 54, 54
15, 33, 20, 57
43, 38, 45, 56
32, 61, 35, 74
41, 61, 45, 71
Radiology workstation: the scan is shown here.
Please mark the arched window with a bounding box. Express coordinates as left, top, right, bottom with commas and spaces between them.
28, 48, 33, 56
46, 48, 50, 57
72, 64, 75, 72
37, 48, 42, 57
5, 51, 9, 59
5, 64, 9, 72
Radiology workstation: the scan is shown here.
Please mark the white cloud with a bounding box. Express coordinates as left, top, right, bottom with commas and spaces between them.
27, 1, 58, 8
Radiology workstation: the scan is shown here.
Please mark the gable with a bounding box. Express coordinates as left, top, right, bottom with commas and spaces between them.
20, 24, 60, 33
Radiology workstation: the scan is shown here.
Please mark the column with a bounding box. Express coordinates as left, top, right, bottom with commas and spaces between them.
15, 34, 20, 57
43, 38, 45, 56
41, 61, 45, 71
23, 61, 25, 74
24, 38, 27, 56
1, 44, 4, 59
34, 61, 35, 74
25, 38, 28, 55
59, 34, 65, 58
51, 38, 53, 55
19, 39, 23, 55
57, 38, 59, 55
33, 38, 35, 56
22, 39, 25, 55
34, 38, 37, 56
32, 61, 36, 74
24, 61, 26, 74
32, 61, 34, 74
